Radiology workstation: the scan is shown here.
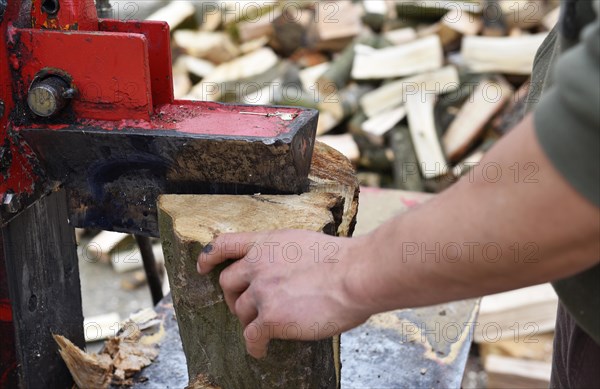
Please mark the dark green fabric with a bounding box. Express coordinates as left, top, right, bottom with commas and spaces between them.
528, 0, 600, 344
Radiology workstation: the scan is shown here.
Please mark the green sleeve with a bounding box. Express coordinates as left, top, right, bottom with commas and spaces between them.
534, 1, 600, 207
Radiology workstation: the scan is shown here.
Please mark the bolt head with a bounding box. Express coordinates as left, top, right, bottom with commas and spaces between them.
27, 76, 71, 118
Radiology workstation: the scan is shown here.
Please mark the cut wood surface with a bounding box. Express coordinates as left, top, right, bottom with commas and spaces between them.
173, 30, 240, 64
352, 35, 443, 80
406, 93, 447, 179
485, 354, 551, 389
443, 77, 514, 161
159, 193, 343, 389
317, 133, 360, 164
383, 27, 417, 45
361, 106, 407, 145
461, 33, 547, 74
146, 1, 195, 30
158, 142, 359, 388
360, 65, 460, 117
313, 1, 362, 42
309, 141, 360, 238
475, 283, 558, 343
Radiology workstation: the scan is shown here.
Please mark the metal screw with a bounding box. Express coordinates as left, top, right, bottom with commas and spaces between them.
0, 100, 5, 118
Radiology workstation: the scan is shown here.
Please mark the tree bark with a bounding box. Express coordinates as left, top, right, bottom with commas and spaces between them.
159, 142, 358, 388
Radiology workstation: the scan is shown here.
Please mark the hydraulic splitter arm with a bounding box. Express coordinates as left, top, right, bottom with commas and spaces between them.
1, 0, 318, 235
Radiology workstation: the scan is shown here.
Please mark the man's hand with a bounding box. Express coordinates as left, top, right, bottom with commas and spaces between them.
197, 230, 372, 359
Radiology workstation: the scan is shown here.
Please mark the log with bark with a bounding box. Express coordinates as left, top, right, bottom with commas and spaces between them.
158, 142, 359, 388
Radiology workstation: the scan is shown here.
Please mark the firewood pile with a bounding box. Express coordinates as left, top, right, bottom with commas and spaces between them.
154, 0, 559, 193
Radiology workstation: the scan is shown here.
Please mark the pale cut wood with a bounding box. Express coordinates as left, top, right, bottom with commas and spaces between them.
485, 354, 551, 389
500, 0, 548, 30
158, 193, 344, 389
352, 35, 443, 80
441, 9, 482, 35
237, 9, 280, 42
480, 332, 554, 363
299, 62, 330, 93
315, 1, 362, 41
309, 141, 360, 237
443, 77, 514, 161
317, 133, 360, 164
188, 47, 279, 101
406, 93, 447, 179
146, 1, 195, 30
179, 55, 216, 79
452, 149, 485, 177
317, 110, 341, 136
319, 83, 374, 121
53, 335, 113, 389
383, 27, 417, 45
474, 283, 558, 343
84, 312, 120, 342
200, 5, 222, 32
360, 65, 460, 117
542, 7, 560, 30
361, 106, 407, 145
461, 33, 548, 75
173, 30, 240, 64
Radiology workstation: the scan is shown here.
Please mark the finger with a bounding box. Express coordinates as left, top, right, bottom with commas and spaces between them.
234, 290, 259, 328
244, 318, 270, 359
197, 232, 259, 274
219, 261, 250, 313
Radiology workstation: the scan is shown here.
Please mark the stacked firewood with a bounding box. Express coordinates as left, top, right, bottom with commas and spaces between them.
155, 0, 558, 193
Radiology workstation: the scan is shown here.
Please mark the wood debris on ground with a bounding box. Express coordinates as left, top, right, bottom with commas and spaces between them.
162, 0, 558, 193
54, 308, 163, 388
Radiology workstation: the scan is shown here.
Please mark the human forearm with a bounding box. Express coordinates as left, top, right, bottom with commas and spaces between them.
350, 114, 600, 314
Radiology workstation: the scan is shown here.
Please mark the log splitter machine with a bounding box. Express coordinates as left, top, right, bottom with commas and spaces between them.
0, 0, 318, 386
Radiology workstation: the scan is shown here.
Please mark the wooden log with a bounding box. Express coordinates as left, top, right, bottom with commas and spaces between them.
438, 9, 482, 49
319, 83, 374, 122
443, 77, 514, 161
316, 33, 383, 96
542, 6, 560, 31
188, 47, 279, 101
500, 0, 548, 30
406, 92, 447, 179
312, 1, 363, 43
317, 133, 360, 164
361, 105, 407, 146
271, 7, 313, 56
352, 35, 443, 80
390, 125, 425, 192
383, 27, 417, 45
308, 141, 360, 237
158, 143, 359, 388
360, 65, 460, 117
146, 1, 197, 31
475, 283, 558, 343
173, 30, 240, 64
159, 193, 342, 388
361, 0, 391, 32
236, 9, 280, 42
461, 33, 548, 75
484, 355, 551, 389
492, 80, 530, 135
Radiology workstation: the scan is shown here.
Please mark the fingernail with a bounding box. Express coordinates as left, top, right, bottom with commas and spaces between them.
202, 243, 213, 254
197, 260, 202, 274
